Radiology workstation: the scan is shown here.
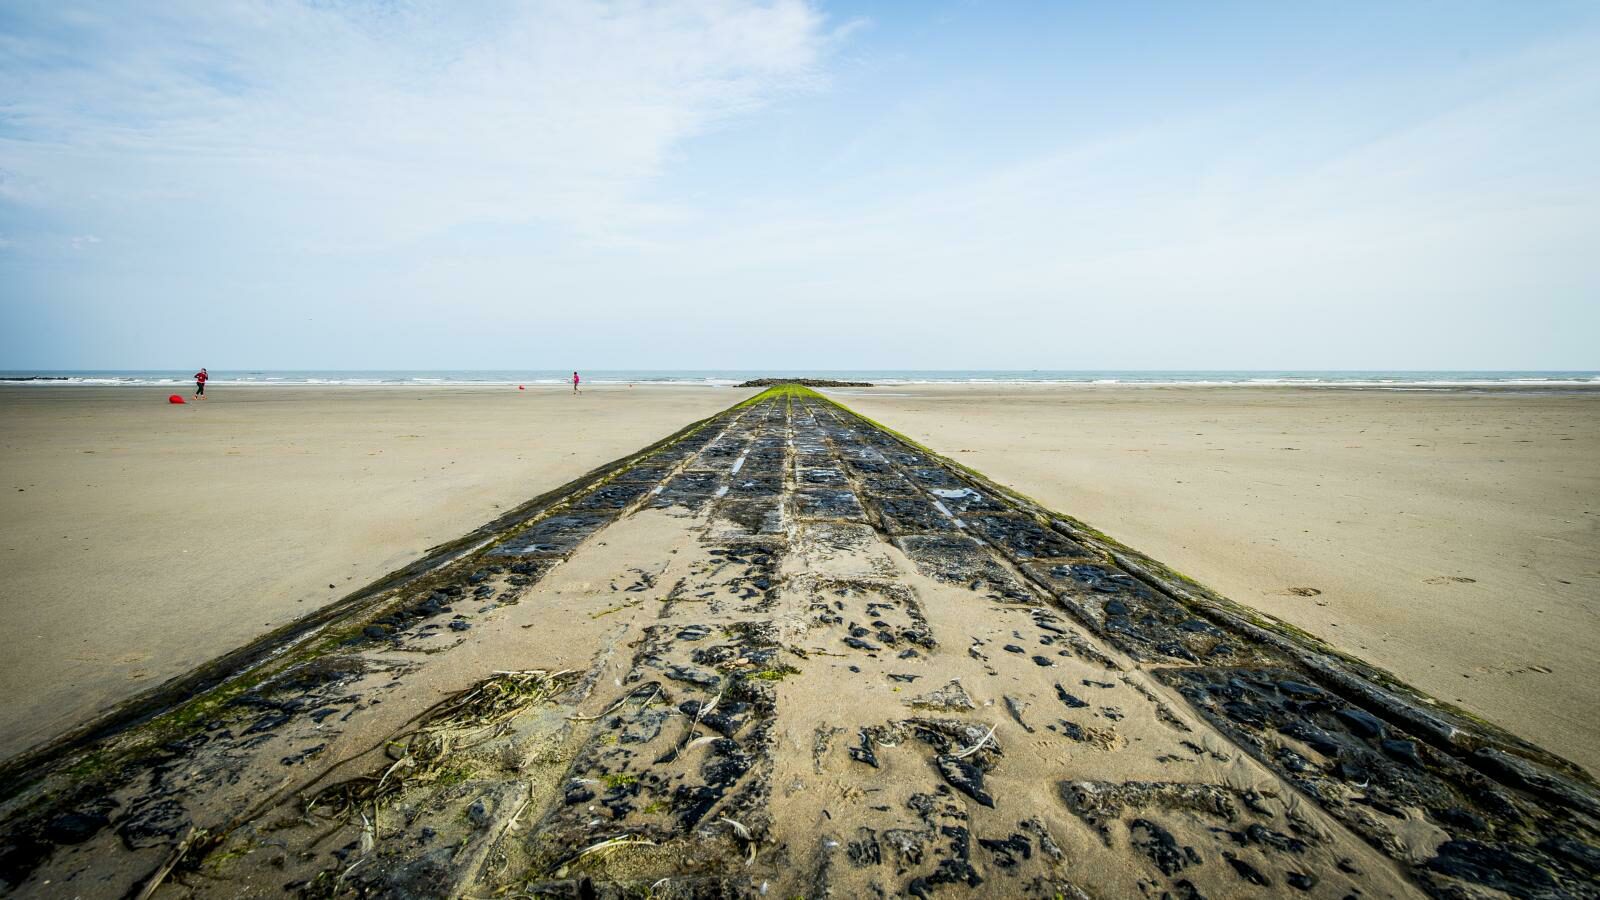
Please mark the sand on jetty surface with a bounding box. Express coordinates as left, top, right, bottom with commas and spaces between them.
0, 384, 749, 763
5, 387, 1594, 898
833, 383, 1600, 775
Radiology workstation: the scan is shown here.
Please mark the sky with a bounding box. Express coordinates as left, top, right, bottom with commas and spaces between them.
2, 0, 1598, 370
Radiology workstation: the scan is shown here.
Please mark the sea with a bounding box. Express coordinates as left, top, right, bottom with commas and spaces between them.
2, 370, 1597, 389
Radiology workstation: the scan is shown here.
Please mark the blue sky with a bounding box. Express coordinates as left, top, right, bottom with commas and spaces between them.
2, 1, 1598, 369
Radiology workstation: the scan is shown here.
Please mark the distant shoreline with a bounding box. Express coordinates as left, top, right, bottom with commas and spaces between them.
2, 370, 1597, 391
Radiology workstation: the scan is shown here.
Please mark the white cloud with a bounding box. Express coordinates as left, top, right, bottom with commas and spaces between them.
2, 3, 1594, 369
1, 0, 833, 249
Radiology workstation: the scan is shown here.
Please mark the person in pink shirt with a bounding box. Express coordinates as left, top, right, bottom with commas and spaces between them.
572, 371, 581, 394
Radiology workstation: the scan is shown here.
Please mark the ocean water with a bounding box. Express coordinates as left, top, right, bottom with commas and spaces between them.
2, 369, 1597, 388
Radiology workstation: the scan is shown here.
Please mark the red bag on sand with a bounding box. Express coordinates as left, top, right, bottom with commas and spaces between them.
168, 395, 185, 404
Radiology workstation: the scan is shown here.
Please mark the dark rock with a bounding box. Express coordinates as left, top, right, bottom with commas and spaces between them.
1380, 738, 1422, 767
1055, 685, 1089, 708
1286, 871, 1317, 891
1334, 707, 1385, 739
735, 378, 874, 388
1242, 823, 1306, 854
978, 834, 1032, 869
703, 743, 752, 790
1539, 836, 1600, 875
1281, 721, 1342, 756
1426, 840, 1554, 894
700, 710, 749, 738
934, 756, 994, 808
846, 828, 881, 867
672, 784, 720, 829
1224, 852, 1271, 886
448, 620, 471, 631
1169, 881, 1207, 900
1434, 806, 1487, 832
1129, 818, 1193, 876
1277, 680, 1322, 698
1031, 655, 1054, 667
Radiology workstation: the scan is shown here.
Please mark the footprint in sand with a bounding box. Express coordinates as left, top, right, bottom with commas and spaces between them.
1474, 663, 1553, 676
1424, 576, 1477, 585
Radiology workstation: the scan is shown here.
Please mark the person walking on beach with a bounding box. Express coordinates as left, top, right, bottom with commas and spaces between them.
194, 367, 209, 399
572, 371, 581, 394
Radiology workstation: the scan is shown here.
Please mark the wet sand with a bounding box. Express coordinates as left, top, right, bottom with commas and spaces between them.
833, 384, 1600, 775
0, 384, 750, 763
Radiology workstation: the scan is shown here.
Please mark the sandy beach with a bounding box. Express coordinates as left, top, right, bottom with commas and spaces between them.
2, 382, 1596, 783
0, 384, 750, 762
836, 384, 1600, 774
8, 383, 1595, 897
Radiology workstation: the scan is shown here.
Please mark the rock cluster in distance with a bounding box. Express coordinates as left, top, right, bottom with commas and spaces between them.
735, 377, 873, 387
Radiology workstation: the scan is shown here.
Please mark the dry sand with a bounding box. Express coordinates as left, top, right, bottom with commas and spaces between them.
0, 384, 750, 762
833, 384, 1600, 774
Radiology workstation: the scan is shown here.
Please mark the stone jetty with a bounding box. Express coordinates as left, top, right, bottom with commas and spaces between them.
1, 386, 1595, 898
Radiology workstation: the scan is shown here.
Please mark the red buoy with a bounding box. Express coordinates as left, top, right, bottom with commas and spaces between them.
168, 394, 186, 404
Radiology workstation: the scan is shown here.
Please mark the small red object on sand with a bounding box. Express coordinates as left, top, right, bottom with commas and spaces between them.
168, 394, 186, 404
518, 385, 525, 390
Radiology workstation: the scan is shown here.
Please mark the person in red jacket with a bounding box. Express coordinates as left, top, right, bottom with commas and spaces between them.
572, 371, 580, 394
194, 367, 208, 399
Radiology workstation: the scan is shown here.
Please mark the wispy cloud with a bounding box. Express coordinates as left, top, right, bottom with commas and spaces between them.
1, 0, 834, 250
